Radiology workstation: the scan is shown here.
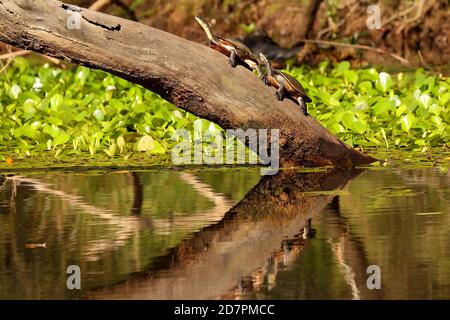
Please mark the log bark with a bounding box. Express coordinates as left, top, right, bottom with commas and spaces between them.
0, 0, 376, 168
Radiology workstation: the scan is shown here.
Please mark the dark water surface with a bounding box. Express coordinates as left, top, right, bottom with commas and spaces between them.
0, 167, 449, 299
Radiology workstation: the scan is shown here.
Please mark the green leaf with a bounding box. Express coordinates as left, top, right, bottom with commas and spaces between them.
431, 115, 445, 133
372, 98, 393, 115
401, 113, 416, 132
343, 70, 358, 84
341, 111, 366, 134
104, 143, 117, 157
137, 135, 154, 152
337, 61, 350, 72
376, 72, 393, 92
50, 94, 63, 110
93, 109, 105, 121
9, 84, 22, 100
117, 135, 125, 153
54, 132, 70, 146
419, 93, 432, 109
440, 92, 450, 106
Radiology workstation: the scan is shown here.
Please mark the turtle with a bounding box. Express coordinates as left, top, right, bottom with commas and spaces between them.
260, 53, 311, 116
195, 16, 268, 85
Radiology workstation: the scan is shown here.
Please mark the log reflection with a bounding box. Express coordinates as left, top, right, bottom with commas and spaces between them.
90, 168, 364, 299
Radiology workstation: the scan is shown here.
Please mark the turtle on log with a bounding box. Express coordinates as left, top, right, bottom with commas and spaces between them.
195, 16, 268, 85
260, 53, 311, 116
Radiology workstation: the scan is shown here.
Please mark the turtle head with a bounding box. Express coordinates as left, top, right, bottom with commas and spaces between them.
259, 53, 273, 75
195, 16, 209, 27
195, 16, 218, 43
259, 53, 270, 66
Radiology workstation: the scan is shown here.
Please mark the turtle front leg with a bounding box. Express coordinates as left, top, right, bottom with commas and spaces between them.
276, 78, 286, 101
256, 65, 269, 85
229, 49, 237, 67
298, 97, 309, 116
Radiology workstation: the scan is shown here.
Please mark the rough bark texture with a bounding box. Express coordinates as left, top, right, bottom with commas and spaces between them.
0, 0, 376, 167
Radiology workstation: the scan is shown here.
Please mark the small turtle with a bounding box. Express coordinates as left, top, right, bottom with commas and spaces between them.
195, 16, 268, 85
260, 53, 311, 116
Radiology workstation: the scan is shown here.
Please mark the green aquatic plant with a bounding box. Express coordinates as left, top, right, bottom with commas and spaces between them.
0, 57, 449, 168
0, 57, 224, 165
291, 61, 450, 151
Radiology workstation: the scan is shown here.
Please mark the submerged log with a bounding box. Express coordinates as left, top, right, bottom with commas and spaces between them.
0, 0, 376, 167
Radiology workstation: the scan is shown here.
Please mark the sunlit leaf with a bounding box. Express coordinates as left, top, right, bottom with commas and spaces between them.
401, 113, 416, 132
137, 135, 154, 152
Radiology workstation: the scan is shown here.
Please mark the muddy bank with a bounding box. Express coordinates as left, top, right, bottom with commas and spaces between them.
2, 0, 448, 69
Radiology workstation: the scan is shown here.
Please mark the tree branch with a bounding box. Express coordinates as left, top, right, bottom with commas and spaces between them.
0, 0, 376, 168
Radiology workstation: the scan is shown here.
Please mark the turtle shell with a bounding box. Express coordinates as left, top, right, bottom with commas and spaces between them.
226, 38, 253, 56
281, 72, 312, 102
219, 37, 256, 61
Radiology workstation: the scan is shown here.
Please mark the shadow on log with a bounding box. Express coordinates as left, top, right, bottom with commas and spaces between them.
0, 0, 376, 168
88, 168, 365, 299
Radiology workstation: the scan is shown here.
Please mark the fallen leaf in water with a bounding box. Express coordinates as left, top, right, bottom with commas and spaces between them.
6, 157, 13, 166
26, 243, 47, 249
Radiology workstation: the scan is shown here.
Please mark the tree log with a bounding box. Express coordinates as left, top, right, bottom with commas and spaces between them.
0, 0, 376, 167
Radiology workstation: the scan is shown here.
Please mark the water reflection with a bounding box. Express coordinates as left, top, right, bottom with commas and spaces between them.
89, 168, 361, 299
0, 167, 449, 300
0, 169, 258, 299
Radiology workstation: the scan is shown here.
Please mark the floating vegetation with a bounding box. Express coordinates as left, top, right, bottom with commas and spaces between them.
0, 57, 449, 169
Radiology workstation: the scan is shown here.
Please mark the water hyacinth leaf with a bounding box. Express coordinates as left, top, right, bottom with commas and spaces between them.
342, 111, 366, 134
54, 148, 63, 157
93, 109, 105, 121
381, 128, 389, 149
372, 98, 394, 115
2, 58, 450, 166
419, 94, 432, 109
431, 115, 445, 133
109, 99, 125, 110
358, 81, 373, 93
320, 88, 340, 107
9, 84, 22, 100
134, 103, 147, 113
23, 100, 37, 119
44, 125, 62, 138
354, 97, 369, 111
376, 72, 393, 92
343, 70, 358, 84
390, 95, 401, 107
105, 143, 117, 157
53, 132, 70, 146
337, 61, 350, 73
428, 104, 441, 115
149, 140, 166, 154
137, 135, 154, 152
439, 92, 450, 106
319, 60, 329, 74
50, 94, 63, 110
401, 113, 416, 132
117, 135, 125, 153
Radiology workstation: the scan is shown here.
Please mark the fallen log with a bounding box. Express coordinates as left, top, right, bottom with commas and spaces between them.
0, 0, 376, 167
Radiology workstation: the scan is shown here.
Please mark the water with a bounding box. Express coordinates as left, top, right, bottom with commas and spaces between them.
0, 167, 449, 299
